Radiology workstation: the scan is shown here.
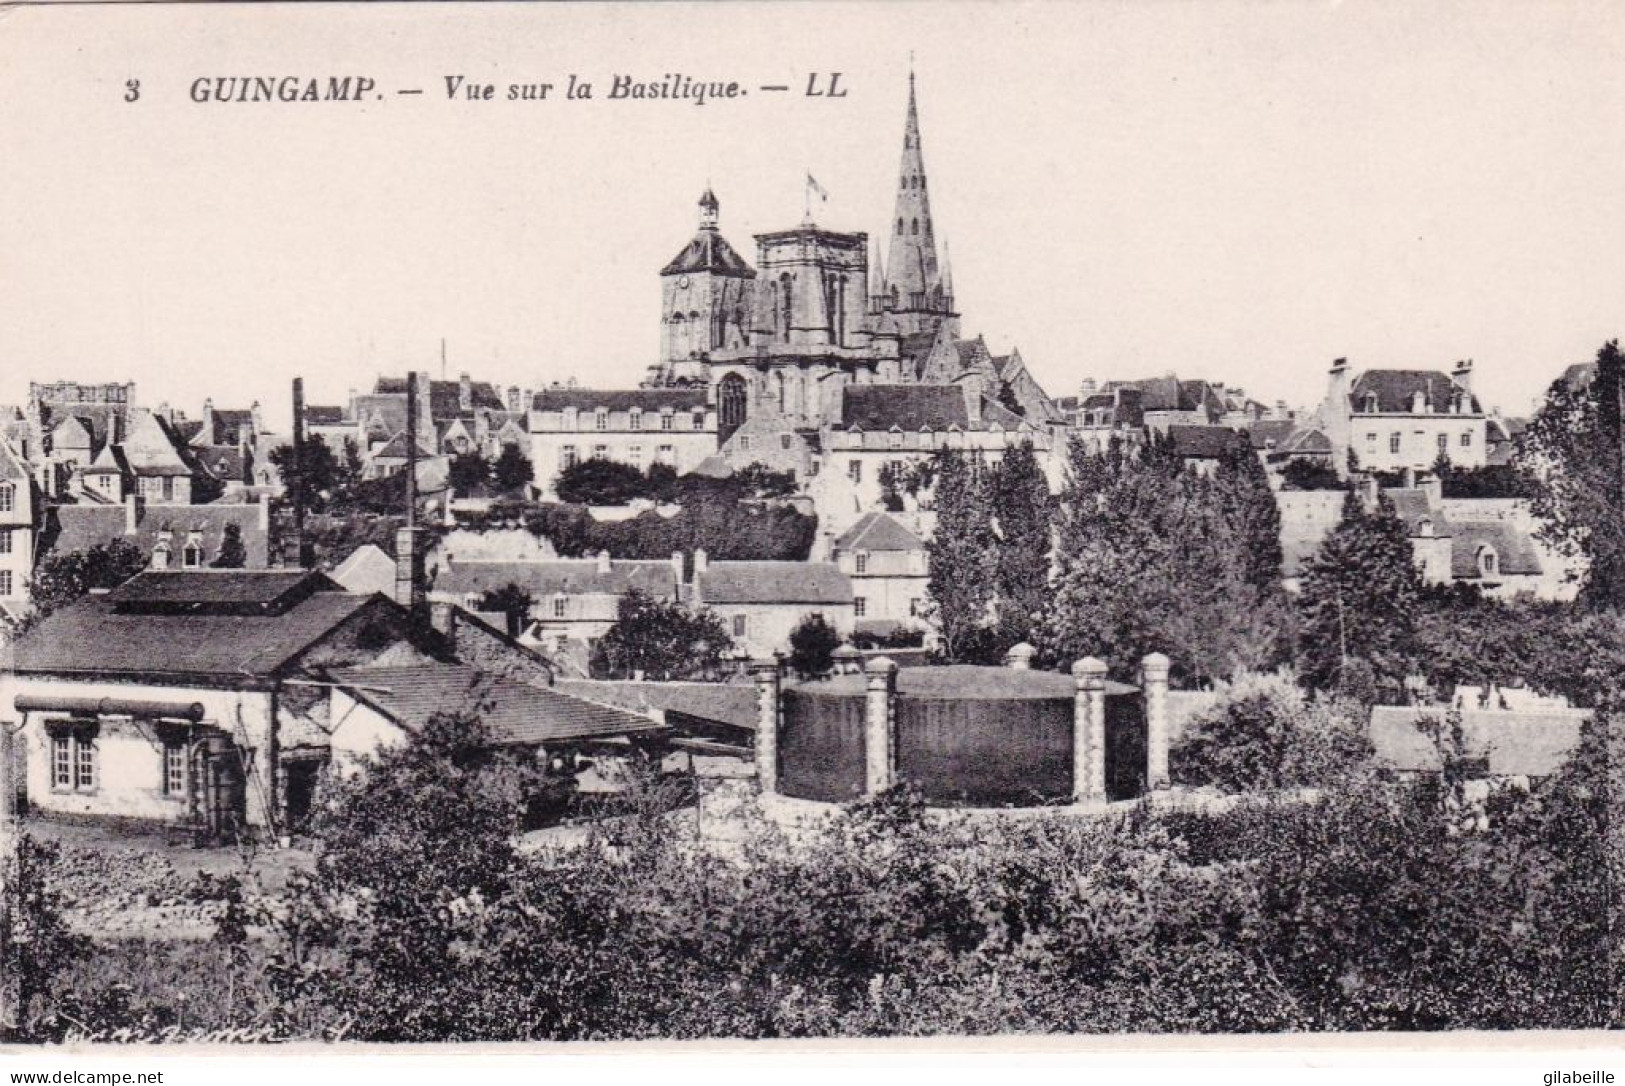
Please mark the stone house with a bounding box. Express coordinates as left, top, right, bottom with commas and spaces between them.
686, 550, 854, 655
527, 387, 717, 500
1316, 357, 1487, 476
829, 510, 928, 636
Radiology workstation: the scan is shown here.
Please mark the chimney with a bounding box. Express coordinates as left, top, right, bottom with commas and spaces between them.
396, 372, 428, 616
201, 398, 215, 441
459, 372, 472, 412
284, 378, 312, 569
596, 549, 612, 574
1079, 377, 1098, 398
693, 547, 709, 575
1326, 358, 1353, 477
962, 376, 984, 425
1451, 358, 1474, 396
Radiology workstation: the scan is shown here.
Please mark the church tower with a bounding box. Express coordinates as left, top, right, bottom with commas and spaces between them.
657, 188, 757, 385
881, 70, 956, 336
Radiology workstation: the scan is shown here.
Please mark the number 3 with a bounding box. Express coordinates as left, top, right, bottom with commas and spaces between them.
125, 79, 140, 102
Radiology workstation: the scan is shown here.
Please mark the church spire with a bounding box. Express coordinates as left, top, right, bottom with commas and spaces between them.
885, 67, 940, 311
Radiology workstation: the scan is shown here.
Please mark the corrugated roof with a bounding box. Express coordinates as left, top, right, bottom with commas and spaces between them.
834, 511, 924, 552
697, 561, 852, 605
841, 385, 968, 431
1350, 370, 1481, 414
532, 388, 709, 413
1369, 705, 1587, 776
434, 559, 679, 599
553, 679, 758, 731
332, 664, 662, 744
10, 590, 380, 682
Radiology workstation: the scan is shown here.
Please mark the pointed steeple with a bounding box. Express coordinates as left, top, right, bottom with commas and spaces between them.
868, 236, 887, 307
940, 237, 954, 301
884, 66, 940, 311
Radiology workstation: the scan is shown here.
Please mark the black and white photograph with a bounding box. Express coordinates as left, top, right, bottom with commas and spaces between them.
1, 0, 1624, 1072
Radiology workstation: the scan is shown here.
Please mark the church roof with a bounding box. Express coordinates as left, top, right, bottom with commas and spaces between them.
661, 229, 757, 278
840, 385, 969, 431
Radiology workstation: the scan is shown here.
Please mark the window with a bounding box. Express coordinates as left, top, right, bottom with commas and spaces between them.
0, 484, 11, 513
854, 597, 867, 618
163, 742, 187, 798
595, 410, 608, 431
1365, 433, 1377, 447
1437, 433, 1448, 455
182, 543, 203, 568
732, 615, 747, 638
161, 476, 175, 502
1478, 546, 1500, 578
855, 553, 869, 574
909, 598, 923, 617
739, 436, 751, 451
848, 460, 863, 483
52, 732, 95, 792
692, 411, 705, 430
593, 445, 608, 460
553, 597, 567, 619
629, 445, 644, 467
1389, 433, 1401, 454
661, 412, 673, 431
657, 444, 675, 465
780, 434, 792, 451
888, 431, 902, 449
561, 445, 578, 469
630, 409, 642, 431
0, 570, 10, 597
1461, 432, 1472, 448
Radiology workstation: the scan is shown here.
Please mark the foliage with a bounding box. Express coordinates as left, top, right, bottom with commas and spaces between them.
924, 449, 998, 661
1516, 340, 1625, 606
1278, 458, 1344, 491
29, 538, 148, 618
590, 589, 732, 681
448, 452, 490, 497
989, 442, 1053, 648
491, 443, 533, 494
522, 497, 815, 564
787, 613, 842, 678
269, 434, 341, 514
850, 627, 926, 650
1036, 435, 1289, 685
1295, 491, 1421, 702
477, 583, 534, 639
554, 458, 654, 506
3, 836, 92, 1041
1436, 463, 1531, 500
211, 522, 248, 569
1168, 671, 1371, 793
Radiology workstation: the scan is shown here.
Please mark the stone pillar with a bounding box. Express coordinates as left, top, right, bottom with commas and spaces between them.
749, 658, 782, 794
1142, 652, 1172, 790
1004, 642, 1035, 670
864, 656, 898, 795
1071, 658, 1108, 803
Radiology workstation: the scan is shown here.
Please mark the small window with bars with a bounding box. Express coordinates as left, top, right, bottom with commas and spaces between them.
163, 742, 187, 797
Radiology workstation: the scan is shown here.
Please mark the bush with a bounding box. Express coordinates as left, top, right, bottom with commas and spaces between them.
1278, 458, 1344, 491
1169, 671, 1372, 793
787, 614, 841, 678
555, 459, 651, 506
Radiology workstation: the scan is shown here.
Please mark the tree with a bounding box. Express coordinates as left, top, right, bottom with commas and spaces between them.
448, 452, 490, 497
591, 589, 731, 680
1517, 340, 1625, 606
1295, 491, 1421, 701
1213, 431, 1283, 594
28, 538, 148, 618
269, 434, 340, 514
555, 459, 649, 506
477, 583, 534, 639
491, 443, 533, 494
989, 441, 1052, 648
787, 613, 842, 678
210, 522, 247, 569
1279, 458, 1343, 491
923, 449, 997, 661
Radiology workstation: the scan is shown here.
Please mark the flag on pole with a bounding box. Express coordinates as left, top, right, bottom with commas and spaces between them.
806, 172, 829, 202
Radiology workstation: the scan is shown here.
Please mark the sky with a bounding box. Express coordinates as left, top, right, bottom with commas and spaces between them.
3, 1, 1624, 430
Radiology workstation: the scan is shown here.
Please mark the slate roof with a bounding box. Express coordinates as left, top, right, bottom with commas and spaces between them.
834, 511, 924, 553
9, 589, 380, 683
370, 431, 438, 461
661, 228, 756, 278
1349, 370, 1481, 414
207, 408, 257, 447
434, 559, 679, 599
1247, 420, 1298, 450
430, 380, 505, 419
105, 569, 336, 610
1369, 705, 1588, 776
532, 388, 709, 413
553, 679, 759, 731
331, 664, 662, 745
840, 385, 968, 431
1384, 488, 1450, 535
46, 503, 272, 569
1167, 425, 1240, 459
0, 437, 28, 482
1283, 428, 1333, 454
1451, 521, 1543, 578
194, 446, 245, 483
697, 561, 852, 605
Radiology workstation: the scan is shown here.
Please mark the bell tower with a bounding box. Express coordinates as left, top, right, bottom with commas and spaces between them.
881, 69, 955, 336
657, 188, 757, 384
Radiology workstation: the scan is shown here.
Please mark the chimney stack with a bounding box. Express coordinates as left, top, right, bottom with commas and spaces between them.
284, 378, 312, 569
459, 372, 472, 412
1451, 358, 1474, 396
396, 371, 428, 615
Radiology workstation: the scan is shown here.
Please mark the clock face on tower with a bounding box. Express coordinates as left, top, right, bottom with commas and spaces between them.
678, 276, 690, 288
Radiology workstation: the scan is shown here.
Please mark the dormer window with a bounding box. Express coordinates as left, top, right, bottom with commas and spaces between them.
629, 409, 643, 431
692, 411, 705, 430
1418, 518, 1434, 538
661, 410, 674, 431
1364, 393, 1379, 413
594, 410, 609, 431
151, 542, 170, 570
182, 541, 203, 569
1478, 545, 1499, 578
888, 430, 902, 449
